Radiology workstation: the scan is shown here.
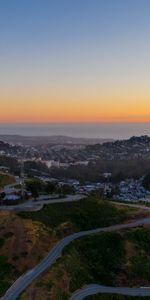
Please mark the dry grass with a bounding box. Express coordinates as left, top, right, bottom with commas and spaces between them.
0, 211, 58, 294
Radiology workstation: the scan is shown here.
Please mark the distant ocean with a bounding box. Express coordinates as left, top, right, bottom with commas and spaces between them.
0, 123, 150, 140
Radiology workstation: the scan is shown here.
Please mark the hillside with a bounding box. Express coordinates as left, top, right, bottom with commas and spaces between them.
0, 173, 15, 189
21, 225, 150, 300
0, 197, 145, 297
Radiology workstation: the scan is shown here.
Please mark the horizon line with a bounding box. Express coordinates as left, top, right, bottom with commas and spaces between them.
1, 121, 150, 125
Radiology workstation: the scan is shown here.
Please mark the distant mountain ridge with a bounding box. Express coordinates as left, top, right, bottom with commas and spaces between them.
0, 135, 114, 146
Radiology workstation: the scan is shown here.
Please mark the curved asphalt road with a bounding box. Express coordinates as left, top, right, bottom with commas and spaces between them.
112, 201, 150, 212
0, 194, 85, 211
70, 284, 150, 300
1, 195, 150, 213
2, 216, 150, 300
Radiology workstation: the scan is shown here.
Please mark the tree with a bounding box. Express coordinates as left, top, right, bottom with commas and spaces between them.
0, 192, 5, 205
26, 179, 43, 200
143, 173, 150, 190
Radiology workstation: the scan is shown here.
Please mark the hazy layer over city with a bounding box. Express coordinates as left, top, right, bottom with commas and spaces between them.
0, 123, 150, 139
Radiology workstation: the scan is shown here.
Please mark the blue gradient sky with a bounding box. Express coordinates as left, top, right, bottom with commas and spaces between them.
0, 0, 150, 122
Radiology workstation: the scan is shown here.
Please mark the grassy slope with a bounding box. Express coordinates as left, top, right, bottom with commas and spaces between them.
18, 200, 150, 300
0, 197, 149, 299
18, 197, 133, 232
21, 226, 150, 300
0, 173, 15, 189
0, 211, 58, 297
0, 197, 135, 298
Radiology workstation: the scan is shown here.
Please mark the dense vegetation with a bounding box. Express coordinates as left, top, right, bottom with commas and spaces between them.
24, 160, 49, 175
51, 158, 150, 183
0, 230, 17, 296
25, 178, 47, 199
63, 227, 150, 293
0, 255, 16, 296
62, 232, 124, 291
143, 173, 150, 190
18, 197, 128, 232
125, 228, 150, 282
0, 198, 132, 298
26, 178, 75, 199
2, 196, 150, 300
0, 156, 19, 174
28, 227, 150, 300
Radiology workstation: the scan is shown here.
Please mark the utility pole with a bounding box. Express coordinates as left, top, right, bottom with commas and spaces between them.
20, 146, 29, 201
21, 157, 25, 200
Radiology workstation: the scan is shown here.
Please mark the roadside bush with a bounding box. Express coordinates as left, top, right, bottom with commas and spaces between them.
18, 197, 127, 231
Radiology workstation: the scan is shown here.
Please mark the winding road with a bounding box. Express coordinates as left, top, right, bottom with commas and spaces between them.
70, 284, 150, 299
112, 200, 150, 212
1, 194, 150, 213
2, 216, 150, 300
0, 194, 85, 211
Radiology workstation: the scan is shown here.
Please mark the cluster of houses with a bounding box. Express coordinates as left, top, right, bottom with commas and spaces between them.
35, 176, 112, 196
57, 176, 150, 202
2, 187, 22, 201
114, 177, 150, 202
1, 171, 150, 205
54, 178, 112, 195
0, 176, 32, 203
43, 160, 89, 169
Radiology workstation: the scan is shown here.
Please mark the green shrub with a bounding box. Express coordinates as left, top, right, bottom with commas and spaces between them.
3, 232, 14, 239
18, 197, 127, 231
0, 238, 5, 248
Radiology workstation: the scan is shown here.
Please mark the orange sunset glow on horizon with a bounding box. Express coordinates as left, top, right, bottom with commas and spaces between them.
0, 0, 150, 124
1, 86, 150, 123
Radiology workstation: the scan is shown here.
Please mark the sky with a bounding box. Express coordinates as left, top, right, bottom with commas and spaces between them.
0, 0, 150, 123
